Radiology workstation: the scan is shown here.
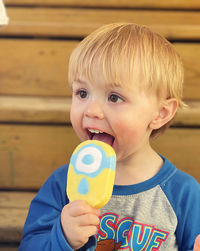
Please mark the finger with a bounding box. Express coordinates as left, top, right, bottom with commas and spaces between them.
94, 208, 101, 217
82, 225, 99, 238
194, 234, 200, 251
69, 226, 98, 250
78, 213, 100, 227
66, 200, 90, 216
68, 200, 100, 217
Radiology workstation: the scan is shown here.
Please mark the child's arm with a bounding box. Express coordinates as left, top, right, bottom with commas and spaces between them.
161, 169, 200, 250
19, 165, 98, 251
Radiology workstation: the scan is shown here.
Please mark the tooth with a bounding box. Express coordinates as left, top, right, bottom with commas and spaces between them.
88, 129, 103, 134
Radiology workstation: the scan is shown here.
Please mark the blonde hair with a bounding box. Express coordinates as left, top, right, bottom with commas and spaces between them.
68, 23, 184, 137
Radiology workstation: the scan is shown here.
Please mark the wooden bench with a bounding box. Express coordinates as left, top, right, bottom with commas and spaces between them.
0, 0, 200, 250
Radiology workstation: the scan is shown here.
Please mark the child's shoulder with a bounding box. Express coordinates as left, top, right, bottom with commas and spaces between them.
161, 156, 199, 188
161, 157, 200, 248
165, 157, 198, 185
174, 167, 199, 188
161, 156, 200, 207
52, 164, 69, 177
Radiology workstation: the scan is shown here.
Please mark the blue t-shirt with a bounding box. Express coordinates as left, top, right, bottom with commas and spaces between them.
19, 156, 200, 250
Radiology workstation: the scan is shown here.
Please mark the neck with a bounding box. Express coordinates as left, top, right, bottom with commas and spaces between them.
114, 146, 163, 186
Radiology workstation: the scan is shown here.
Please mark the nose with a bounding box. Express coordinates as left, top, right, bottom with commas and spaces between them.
84, 100, 104, 120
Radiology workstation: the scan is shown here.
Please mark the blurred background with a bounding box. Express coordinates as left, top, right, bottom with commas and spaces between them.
0, 0, 200, 250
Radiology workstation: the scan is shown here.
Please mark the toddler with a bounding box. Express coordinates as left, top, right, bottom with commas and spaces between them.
19, 23, 200, 250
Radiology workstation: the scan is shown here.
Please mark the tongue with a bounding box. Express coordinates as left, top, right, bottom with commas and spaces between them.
92, 133, 114, 146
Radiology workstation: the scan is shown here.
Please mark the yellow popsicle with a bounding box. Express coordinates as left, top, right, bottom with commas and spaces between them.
67, 140, 116, 209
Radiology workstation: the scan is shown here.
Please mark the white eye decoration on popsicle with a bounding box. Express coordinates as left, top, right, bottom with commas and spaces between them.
75, 146, 102, 174
67, 140, 116, 208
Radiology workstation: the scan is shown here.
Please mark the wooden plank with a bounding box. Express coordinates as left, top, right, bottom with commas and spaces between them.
0, 125, 199, 190
0, 124, 80, 189
0, 191, 35, 242
4, 0, 200, 9
175, 44, 200, 100
0, 247, 18, 251
0, 8, 200, 40
0, 96, 71, 123
0, 39, 74, 97
0, 39, 200, 99
151, 129, 200, 182
174, 101, 200, 126
0, 96, 200, 127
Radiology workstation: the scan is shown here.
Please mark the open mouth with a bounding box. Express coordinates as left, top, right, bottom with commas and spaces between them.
87, 129, 115, 146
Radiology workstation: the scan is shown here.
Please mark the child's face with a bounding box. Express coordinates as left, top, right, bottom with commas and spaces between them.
70, 69, 160, 163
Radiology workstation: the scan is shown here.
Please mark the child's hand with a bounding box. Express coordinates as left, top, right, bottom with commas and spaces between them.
194, 234, 200, 251
61, 200, 100, 250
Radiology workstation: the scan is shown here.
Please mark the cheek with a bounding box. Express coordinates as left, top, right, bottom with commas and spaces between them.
115, 120, 129, 133
114, 117, 145, 143
70, 106, 76, 126
70, 105, 81, 131
115, 118, 139, 137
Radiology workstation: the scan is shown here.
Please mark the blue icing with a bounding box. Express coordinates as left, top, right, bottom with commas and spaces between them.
78, 178, 89, 194
71, 142, 116, 177
82, 154, 94, 165
109, 155, 116, 171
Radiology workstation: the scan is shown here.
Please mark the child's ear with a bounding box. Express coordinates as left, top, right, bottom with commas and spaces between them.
150, 98, 178, 130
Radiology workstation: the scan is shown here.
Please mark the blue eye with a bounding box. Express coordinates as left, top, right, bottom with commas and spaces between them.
108, 94, 123, 103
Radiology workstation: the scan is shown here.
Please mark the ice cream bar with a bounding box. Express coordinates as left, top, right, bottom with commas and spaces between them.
67, 140, 116, 208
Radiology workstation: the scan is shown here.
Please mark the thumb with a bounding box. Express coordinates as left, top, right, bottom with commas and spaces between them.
194, 234, 200, 251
